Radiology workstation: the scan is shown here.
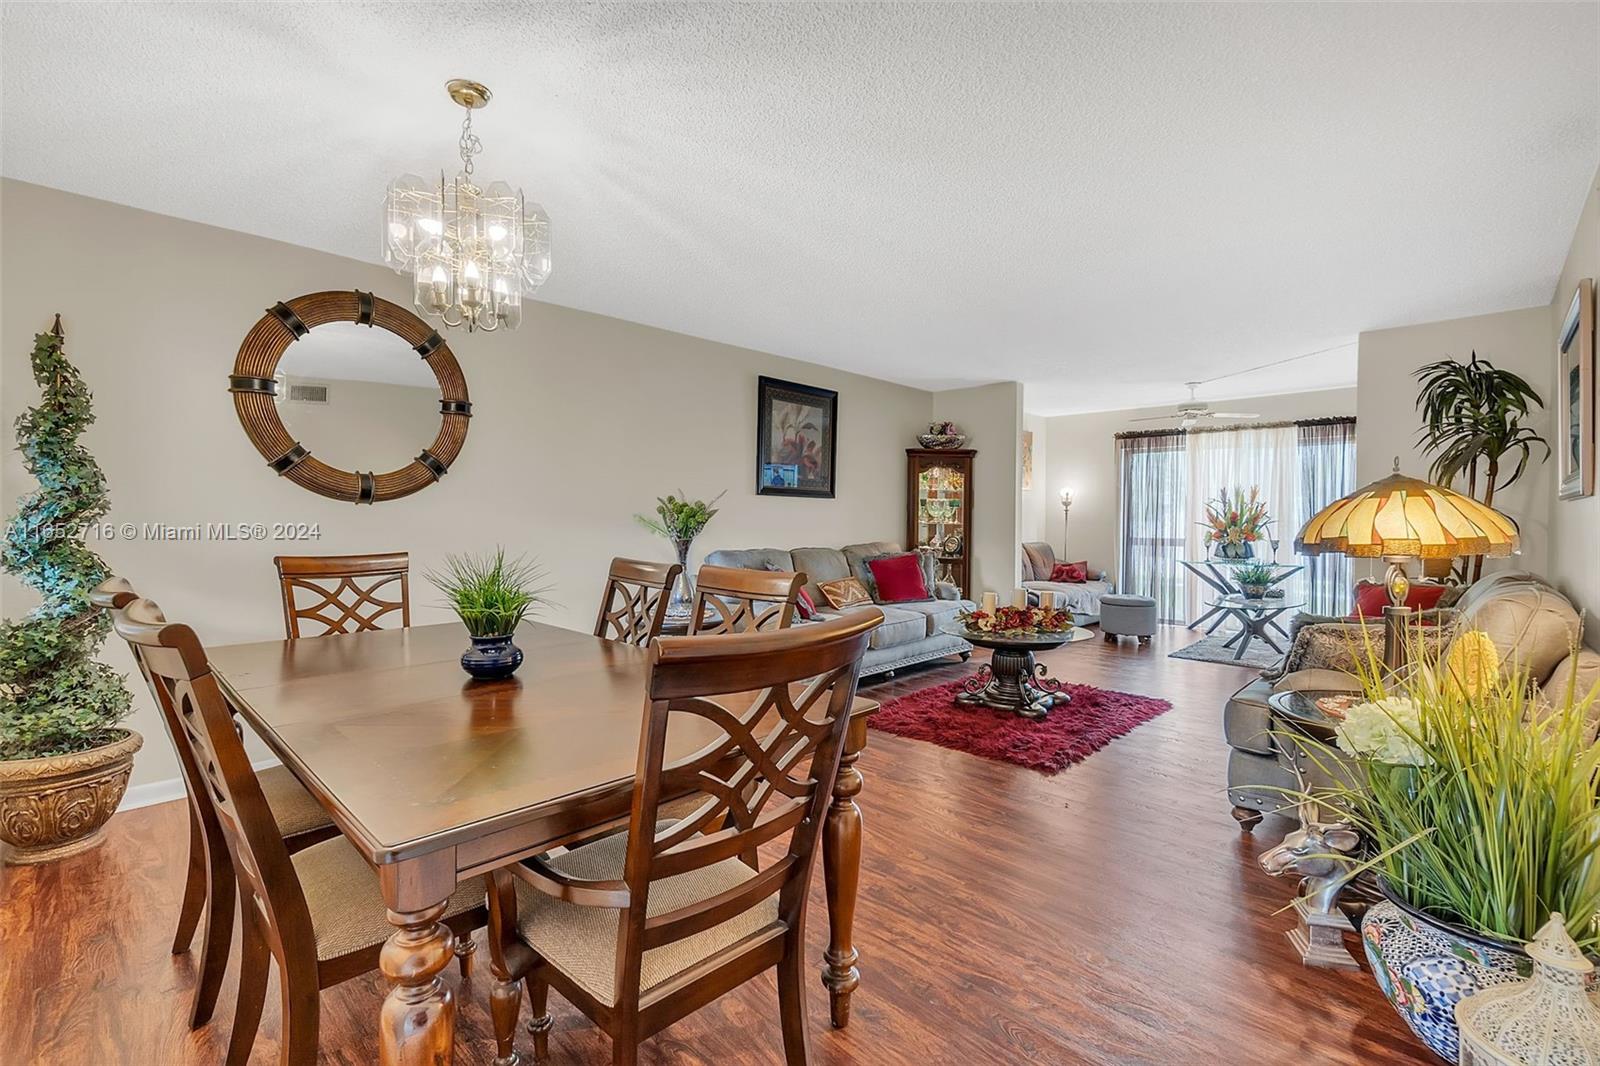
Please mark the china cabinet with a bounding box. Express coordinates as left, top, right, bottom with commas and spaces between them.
906, 448, 975, 595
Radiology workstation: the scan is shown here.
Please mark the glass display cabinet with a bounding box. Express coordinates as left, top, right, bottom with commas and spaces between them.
906, 448, 975, 596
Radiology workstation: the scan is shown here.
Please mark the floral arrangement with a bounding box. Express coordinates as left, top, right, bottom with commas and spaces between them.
634, 490, 725, 547
1201, 486, 1271, 555
1290, 626, 1600, 952
1, 323, 132, 759
957, 604, 1074, 637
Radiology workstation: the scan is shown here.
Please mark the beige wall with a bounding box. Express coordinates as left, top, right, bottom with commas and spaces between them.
1040, 388, 1358, 583
1548, 162, 1599, 642
1356, 306, 1555, 578
0, 180, 940, 792
932, 382, 1023, 598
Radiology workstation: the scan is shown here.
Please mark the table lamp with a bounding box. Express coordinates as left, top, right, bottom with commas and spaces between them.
1294, 458, 1519, 668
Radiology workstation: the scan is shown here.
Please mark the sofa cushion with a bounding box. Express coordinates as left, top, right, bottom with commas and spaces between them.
1049, 561, 1089, 583
703, 548, 794, 575
887, 598, 966, 637
842, 541, 902, 587
866, 553, 930, 603
789, 547, 851, 608
1223, 677, 1276, 755
1352, 580, 1451, 618
870, 606, 929, 649
1453, 573, 1582, 686
1541, 648, 1600, 742
1022, 579, 1112, 617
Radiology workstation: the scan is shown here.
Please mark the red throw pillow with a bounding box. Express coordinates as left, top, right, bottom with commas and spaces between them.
1351, 580, 1447, 619
795, 587, 817, 620
1049, 561, 1089, 583
866, 553, 931, 603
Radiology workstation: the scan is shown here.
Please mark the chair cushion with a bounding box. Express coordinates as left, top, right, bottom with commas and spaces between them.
514, 830, 779, 1006
1452, 575, 1582, 686
870, 606, 930, 649
291, 838, 484, 961
1352, 580, 1451, 618
260, 764, 335, 838
1223, 677, 1277, 755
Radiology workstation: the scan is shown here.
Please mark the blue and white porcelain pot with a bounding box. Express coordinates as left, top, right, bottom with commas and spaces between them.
1361, 878, 1529, 1062
460, 634, 524, 681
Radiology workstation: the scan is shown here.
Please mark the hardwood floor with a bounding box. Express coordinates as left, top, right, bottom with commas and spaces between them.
0, 625, 1433, 1065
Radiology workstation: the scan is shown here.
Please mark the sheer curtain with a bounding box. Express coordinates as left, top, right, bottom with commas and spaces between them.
1117, 432, 1187, 622
1296, 419, 1357, 615
1183, 425, 1299, 621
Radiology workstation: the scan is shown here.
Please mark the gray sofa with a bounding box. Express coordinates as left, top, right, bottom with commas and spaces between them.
704, 541, 974, 677
1019, 542, 1115, 625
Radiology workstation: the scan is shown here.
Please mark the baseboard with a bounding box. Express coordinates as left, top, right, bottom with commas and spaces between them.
117, 757, 282, 813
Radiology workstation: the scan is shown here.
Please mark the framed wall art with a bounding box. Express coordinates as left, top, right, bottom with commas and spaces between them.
1557, 277, 1594, 500
756, 375, 837, 497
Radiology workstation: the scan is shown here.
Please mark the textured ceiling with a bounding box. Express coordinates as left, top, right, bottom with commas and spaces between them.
3, 2, 1596, 414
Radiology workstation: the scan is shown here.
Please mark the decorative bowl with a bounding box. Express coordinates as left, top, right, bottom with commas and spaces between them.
918, 433, 968, 450
1240, 583, 1270, 599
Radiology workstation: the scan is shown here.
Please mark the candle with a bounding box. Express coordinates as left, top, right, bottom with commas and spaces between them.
1040, 591, 1055, 610
981, 591, 998, 614
1012, 589, 1028, 609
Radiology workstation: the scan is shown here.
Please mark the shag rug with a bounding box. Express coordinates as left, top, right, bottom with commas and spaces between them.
1166, 622, 1285, 669
868, 677, 1172, 775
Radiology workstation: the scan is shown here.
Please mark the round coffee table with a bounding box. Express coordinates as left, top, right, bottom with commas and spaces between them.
940, 622, 1095, 719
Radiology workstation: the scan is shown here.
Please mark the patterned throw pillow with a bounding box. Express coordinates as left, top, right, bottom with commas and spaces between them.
818, 577, 872, 610
1049, 561, 1089, 583
795, 587, 818, 620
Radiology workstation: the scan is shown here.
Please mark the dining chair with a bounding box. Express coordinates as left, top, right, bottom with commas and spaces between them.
483, 608, 882, 1066
92, 577, 339, 1031
273, 551, 410, 639
109, 595, 489, 1066
593, 557, 684, 646
689, 564, 806, 635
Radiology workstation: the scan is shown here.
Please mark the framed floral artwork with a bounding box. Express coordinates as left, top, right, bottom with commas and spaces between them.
756, 375, 837, 498
1557, 277, 1595, 500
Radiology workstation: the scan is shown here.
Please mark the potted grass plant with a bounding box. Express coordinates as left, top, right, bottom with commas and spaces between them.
1232, 562, 1275, 599
428, 549, 551, 680
1288, 629, 1600, 1062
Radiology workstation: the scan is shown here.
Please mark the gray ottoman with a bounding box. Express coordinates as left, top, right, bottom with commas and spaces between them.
1101, 594, 1157, 645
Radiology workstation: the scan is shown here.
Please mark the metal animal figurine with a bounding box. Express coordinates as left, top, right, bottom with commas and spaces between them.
1259, 800, 1363, 969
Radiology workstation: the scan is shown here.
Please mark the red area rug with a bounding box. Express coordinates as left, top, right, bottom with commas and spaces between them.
868, 677, 1172, 775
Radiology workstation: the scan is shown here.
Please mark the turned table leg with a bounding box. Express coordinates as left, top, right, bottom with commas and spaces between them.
379, 852, 459, 1066
822, 713, 868, 1029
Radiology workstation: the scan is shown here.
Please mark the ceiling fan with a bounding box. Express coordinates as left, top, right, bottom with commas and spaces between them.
1130, 382, 1262, 429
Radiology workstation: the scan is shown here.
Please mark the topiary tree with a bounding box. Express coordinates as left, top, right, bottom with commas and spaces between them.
0, 318, 131, 760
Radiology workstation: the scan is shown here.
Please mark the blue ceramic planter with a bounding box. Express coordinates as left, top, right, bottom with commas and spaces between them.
460, 635, 524, 681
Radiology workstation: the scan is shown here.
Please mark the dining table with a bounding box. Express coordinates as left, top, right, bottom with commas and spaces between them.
208, 620, 877, 1065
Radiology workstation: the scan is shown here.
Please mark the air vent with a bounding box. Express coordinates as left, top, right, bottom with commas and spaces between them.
286, 382, 329, 405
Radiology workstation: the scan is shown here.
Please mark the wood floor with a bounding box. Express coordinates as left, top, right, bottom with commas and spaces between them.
0, 625, 1433, 1065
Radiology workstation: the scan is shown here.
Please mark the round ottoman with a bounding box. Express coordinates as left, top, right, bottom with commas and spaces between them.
1101, 594, 1157, 646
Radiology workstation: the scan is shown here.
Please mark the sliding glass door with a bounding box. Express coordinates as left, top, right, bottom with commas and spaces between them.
1117, 432, 1188, 622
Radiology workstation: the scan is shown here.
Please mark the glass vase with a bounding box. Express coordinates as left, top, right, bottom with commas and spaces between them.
666, 538, 695, 619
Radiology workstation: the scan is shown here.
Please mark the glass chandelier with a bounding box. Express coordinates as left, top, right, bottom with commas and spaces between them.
382, 80, 551, 332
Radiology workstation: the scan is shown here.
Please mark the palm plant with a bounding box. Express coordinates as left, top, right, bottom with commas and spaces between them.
1414, 352, 1549, 580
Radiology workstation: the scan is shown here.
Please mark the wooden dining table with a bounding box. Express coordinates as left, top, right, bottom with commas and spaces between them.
208, 620, 876, 1065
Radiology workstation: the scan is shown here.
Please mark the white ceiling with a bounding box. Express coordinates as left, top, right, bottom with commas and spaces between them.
3, 2, 1596, 415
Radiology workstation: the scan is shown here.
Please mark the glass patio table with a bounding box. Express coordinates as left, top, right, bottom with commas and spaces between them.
1204, 594, 1305, 661
1180, 557, 1304, 630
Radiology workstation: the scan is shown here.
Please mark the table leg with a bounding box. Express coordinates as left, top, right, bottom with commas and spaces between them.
1233, 625, 1254, 661
379, 852, 459, 1066
822, 715, 868, 1029
1203, 609, 1230, 635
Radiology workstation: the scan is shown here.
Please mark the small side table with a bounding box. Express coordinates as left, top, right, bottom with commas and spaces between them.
939, 623, 1095, 719
1204, 595, 1304, 660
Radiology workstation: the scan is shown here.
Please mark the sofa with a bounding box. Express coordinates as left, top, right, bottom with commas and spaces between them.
1019, 542, 1115, 625
703, 541, 975, 678
1224, 570, 1600, 830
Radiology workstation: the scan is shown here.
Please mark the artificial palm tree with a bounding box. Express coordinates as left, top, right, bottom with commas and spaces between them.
1413, 351, 1549, 580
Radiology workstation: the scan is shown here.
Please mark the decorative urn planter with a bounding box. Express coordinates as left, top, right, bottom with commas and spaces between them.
1239, 582, 1270, 599
1361, 879, 1530, 1062
461, 635, 524, 681
0, 730, 143, 865
917, 432, 968, 450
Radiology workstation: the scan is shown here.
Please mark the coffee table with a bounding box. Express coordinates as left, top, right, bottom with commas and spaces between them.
939, 622, 1095, 719
1205, 594, 1303, 660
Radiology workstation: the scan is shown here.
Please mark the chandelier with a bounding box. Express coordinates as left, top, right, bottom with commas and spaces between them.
382, 80, 551, 332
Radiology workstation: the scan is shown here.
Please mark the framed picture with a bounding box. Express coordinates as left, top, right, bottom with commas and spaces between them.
1021, 430, 1034, 490
756, 375, 837, 497
1557, 277, 1595, 500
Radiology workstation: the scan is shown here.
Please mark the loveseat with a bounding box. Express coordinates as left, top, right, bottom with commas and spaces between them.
1223, 570, 1600, 830
704, 541, 975, 678
1019, 542, 1115, 625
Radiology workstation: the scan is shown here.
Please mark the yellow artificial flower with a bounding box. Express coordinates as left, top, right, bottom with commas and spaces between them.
1443, 630, 1501, 701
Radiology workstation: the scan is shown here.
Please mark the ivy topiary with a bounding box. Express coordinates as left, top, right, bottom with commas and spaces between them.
0, 319, 131, 759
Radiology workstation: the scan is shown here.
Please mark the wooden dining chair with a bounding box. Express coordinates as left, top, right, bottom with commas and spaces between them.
593, 557, 684, 646
110, 596, 489, 1066
92, 577, 339, 1031
483, 608, 882, 1066
274, 552, 410, 639
689, 564, 806, 635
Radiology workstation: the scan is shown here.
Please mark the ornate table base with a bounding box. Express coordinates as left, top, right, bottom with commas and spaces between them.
955, 647, 1070, 719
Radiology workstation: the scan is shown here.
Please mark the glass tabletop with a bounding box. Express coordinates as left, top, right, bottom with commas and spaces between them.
939, 620, 1097, 647
1268, 689, 1361, 734
1182, 558, 1298, 570
1205, 594, 1305, 612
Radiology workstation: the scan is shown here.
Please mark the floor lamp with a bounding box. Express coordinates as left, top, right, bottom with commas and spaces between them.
1059, 487, 1073, 559
1294, 459, 1519, 670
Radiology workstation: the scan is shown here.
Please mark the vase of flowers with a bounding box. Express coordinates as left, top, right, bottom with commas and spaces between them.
1286, 632, 1600, 1062
635, 491, 724, 619
918, 420, 968, 449
1202, 486, 1271, 559
428, 549, 550, 680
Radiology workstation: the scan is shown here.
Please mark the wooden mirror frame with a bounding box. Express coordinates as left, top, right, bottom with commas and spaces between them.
228, 290, 471, 504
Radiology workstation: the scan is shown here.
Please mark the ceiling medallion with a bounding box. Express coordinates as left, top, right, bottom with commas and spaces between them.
382, 79, 551, 332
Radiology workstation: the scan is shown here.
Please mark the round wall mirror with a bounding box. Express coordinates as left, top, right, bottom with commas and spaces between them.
229, 290, 471, 504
